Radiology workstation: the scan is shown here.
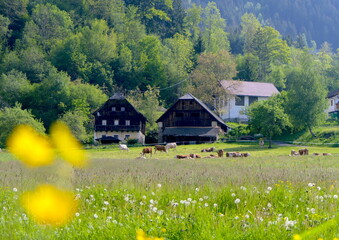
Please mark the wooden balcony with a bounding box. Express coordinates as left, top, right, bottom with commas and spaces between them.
95, 125, 140, 132
174, 120, 210, 127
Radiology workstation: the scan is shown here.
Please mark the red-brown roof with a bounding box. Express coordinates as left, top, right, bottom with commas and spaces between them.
221, 80, 279, 97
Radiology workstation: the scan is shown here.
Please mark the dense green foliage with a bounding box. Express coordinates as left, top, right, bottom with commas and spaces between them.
0, 0, 338, 143
184, 0, 339, 50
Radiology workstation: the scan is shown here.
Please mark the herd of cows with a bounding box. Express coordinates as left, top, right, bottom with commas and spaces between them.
289, 148, 332, 156
118, 143, 251, 159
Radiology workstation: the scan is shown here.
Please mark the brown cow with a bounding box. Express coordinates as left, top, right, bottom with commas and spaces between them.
242, 152, 250, 157
189, 153, 201, 158
141, 147, 152, 157
201, 147, 216, 152
323, 153, 332, 156
217, 149, 224, 158
176, 155, 191, 159
154, 145, 167, 153
290, 150, 299, 156
298, 149, 309, 156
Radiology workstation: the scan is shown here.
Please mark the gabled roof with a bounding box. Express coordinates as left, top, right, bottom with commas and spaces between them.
92, 93, 147, 121
328, 89, 339, 98
157, 93, 228, 130
221, 80, 279, 97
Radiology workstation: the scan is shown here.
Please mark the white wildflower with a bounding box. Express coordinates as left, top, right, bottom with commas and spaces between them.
267, 187, 272, 191
204, 203, 209, 207
157, 184, 162, 188
308, 183, 315, 187
13, 188, 18, 192
75, 212, 80, 217
231, 193, 236, 197
333, 195, 338, 199
93, 214, 98, 219
103, 201, 109, 205
213, 203, 218, 207
234, 198, 240, 204
195, 188, 200, 192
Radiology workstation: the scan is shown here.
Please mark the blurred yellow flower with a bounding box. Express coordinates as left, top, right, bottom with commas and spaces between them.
293, 234, 302, 240
136, 229, 164, 240
7, 125, 54, 167
21, 184, 78, 227
50, 121, 88, 167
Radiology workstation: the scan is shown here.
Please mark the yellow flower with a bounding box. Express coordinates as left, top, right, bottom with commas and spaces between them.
161, 228, 166, 233
136, 229, 164, 240
21, 184, 78, 227
50, 121, 88, 167
293, 234, 302, 240
7, 125, 54, 167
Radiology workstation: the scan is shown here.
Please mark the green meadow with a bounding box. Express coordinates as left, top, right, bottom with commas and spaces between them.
0, 143, 338, 239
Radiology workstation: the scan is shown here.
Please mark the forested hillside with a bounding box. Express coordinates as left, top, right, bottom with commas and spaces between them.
0, 0, 338, 146
184, 0, 339, 50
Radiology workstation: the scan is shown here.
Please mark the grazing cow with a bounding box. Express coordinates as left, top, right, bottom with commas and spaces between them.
226, 152, 243, 157
141, 147, 153, 157
189, 153, 201, 158
201, 147, 216, 152
242, 152, 250, 157
166, 142, 177, 151
175, 154, 191, 159
154, 145, 167, 153
298, 148, 309, 156
323, 153, 332, 156
119, 143, 129, 151
217, 149, 224, 158
290, 150, 299, 156
313, 153, 320, 156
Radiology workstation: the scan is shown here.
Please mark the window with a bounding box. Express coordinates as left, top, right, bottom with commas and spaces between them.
124, 134, 130, 140
112, 107, 116, 111
125, 120, 130, 126
235, 96, 245, 106
176, 112, 184, 118
102, 120, 107, 126
114, 119, 119, 125
191, 112, 199, 118
121, 107, 125, 111
249, 96, 258, 105
189, 100, 193, 105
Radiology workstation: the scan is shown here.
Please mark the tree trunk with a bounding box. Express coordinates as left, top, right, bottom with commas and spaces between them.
268, 136, 272, 148
308, 126, 317, 138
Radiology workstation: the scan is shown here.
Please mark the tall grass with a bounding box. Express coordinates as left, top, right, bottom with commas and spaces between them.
0, 143, 338, 239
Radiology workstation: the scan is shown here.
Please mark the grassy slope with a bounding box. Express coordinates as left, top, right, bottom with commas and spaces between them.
275, 126, 339, 145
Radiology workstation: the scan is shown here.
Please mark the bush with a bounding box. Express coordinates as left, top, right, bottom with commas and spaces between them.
127, 138, 138, 145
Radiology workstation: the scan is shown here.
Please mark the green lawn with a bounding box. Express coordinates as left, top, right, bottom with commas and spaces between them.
0, 143, 338, 239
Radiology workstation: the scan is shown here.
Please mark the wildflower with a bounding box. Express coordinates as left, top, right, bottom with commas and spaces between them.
75, 212, 80, 217
50, 121, 88, 168
245, 214, 249, 219
240, 186, 247, 191
204, 203, 209, 207
267, 203, 272, 208
7, 125, 54, 167
267, 187, 272, 191
199, 198, 203, 201
317, 186, 321, 191
195, 188, 199, 192
21, 184, 78, 226
161, 228, 166, 233
157, 184, 162, 188
213, 203, 218, 207
136, 229, 164, 240
103, 201, 109, 205
13, 188, 18, 192
234, 198, 240, 204
93, 214, 98, 219
231, 193, 236, 197
308, 183, 315, 187
293, 234, 302, 240
333, 195, 338, 199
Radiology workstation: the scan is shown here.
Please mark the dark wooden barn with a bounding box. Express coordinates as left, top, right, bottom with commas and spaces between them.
156, 93, 229, 144
93, 93, 147, 144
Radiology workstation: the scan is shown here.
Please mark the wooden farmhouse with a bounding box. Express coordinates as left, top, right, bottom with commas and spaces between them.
327, 89, 339, 119
93, 93, 147, 144
156, 93, 229, 144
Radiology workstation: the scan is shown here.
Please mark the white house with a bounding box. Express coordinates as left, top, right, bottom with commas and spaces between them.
326, 89, 339, 119
220, 80, 279, 122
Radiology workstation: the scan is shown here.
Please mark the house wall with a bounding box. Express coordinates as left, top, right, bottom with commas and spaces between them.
221, 95, 268, 122
94, 131, 145, 144
327, 95, 339, 113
